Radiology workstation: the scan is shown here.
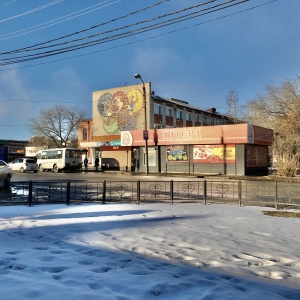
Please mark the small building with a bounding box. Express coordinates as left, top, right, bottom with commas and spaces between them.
78, 82, 273, 175
121, 124, 273, 175
0, 139, 29, 162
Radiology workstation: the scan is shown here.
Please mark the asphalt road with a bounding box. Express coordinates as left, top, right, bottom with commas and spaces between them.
10, 170, 202, 183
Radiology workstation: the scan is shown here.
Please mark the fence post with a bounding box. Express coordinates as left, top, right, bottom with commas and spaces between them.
238, 180, 242, 207
137, 180, 140, 205
204, 180, 207, 205
170, 180, 174, 204
28, 181, 32, 207
102, 180, 106, 204
275, 181, 278, 210
66, 181, 70, 205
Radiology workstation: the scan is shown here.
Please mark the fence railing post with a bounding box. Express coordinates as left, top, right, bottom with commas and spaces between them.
102, 180, 106, 204
275, 181, 278, 210
170, 180, 174, 204
238, 180, 242, 207
204, 180, 207, 205
137, 180, 140, 204
66, 181, 70, 205
28, 181, 32, 207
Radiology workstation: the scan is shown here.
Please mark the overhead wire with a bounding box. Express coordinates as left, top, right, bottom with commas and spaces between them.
0, 0, 279, 69
0, 0, 123, 41
0, 0, 64, 24
0, 0, 17, 8
0, 0, 250, 65
1, 0, 171, 53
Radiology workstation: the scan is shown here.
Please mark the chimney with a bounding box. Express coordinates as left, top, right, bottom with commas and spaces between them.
207, 107, 216, 113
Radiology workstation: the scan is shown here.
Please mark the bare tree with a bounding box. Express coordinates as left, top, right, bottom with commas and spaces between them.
226, 90, 239, 122
243, 76, 300, 176
30, 104, 87, 148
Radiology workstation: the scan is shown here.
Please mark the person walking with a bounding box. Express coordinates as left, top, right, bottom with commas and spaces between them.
83, 156, 88, 170
94, 156, 99, 171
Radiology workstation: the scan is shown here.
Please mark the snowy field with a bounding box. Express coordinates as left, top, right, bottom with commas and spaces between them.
0, 202, 299, 300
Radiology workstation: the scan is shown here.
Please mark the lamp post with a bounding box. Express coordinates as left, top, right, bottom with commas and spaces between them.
134, 73, 149, 174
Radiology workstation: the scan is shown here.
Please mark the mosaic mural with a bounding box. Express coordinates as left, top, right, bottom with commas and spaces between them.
97, 89, 143, 134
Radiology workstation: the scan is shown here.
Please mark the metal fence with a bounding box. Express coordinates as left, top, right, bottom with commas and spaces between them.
0, 180, 300, 209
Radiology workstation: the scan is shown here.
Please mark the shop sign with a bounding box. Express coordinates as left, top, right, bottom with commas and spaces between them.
121, 131, 133, 146
109, 140, 121, 146
97, 141, 110, 146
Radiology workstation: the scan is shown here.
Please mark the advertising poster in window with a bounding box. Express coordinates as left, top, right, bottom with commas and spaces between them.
167, 145, 188, 162
246, 145, 268, 167
193, 145, 235, 164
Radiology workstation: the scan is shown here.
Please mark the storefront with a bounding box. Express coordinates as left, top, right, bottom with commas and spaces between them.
121, 124, 273, 175
80, 138, 133, 171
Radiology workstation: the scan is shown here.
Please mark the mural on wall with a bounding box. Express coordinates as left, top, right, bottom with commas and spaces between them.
167, 145, 188, 162
193, 145, 236, 164
97, 89, 143, 134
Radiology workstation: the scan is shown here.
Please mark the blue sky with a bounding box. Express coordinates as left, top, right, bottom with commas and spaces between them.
0, 0, 299, 140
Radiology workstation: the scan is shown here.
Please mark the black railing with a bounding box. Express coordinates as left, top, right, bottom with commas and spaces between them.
1, 180, 300, 209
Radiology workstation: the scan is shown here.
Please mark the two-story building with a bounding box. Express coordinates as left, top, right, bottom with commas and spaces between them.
78, 82, 273, 175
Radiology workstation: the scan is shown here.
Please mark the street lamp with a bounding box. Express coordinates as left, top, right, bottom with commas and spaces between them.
134, 73, 149, 174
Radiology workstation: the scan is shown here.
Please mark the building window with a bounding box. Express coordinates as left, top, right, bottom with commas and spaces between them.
176, 110, 182, 119
83, 128, 87, 141
154, 104, 162, 115
166, 107, 173, 117
196, 114, 202, 123
186, 112, 191, 121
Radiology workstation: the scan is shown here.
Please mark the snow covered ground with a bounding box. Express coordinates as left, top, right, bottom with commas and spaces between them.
0, 202, 299, 299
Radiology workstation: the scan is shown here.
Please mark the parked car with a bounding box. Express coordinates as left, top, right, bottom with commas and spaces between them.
0, 160, 13, 186
9, 158, 38, 173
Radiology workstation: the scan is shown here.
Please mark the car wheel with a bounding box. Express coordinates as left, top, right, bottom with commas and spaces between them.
34, 170, 38, 173
4, 174, 11, 186
20, 167, 25, 173
39, 165, 44, 172
53, 165, 59, 173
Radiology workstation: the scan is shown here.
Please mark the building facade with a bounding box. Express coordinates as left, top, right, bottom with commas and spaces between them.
0, 139, 29, 162
78, 82, 273, 175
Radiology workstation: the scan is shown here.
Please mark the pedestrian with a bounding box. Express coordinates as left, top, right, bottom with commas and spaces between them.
131, 158, 136, 172
94, 156, 99, 171
84, 156, 88, 170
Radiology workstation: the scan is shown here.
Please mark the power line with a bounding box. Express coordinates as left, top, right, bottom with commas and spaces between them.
0, 1, 17, 8
0, 0, 64, 24
0, 0, 251, 65
0, 99, 90, 103
0, 0, 123, 41
1, 0, 171, 54
0, 124, 30, 127
0, 0, 279, 70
